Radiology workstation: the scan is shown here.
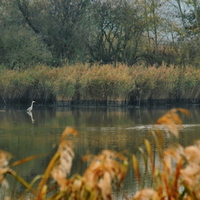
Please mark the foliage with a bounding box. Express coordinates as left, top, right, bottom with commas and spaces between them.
85, 0, 145, 65
0, 26, 52, 69
1, 0, 200, 66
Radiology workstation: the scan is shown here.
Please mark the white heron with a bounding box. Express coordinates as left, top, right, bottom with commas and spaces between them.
27, 101, 35, 112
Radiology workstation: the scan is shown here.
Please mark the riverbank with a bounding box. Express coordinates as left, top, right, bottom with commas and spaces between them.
55, 99, 200, 107
1, 63, 200, 106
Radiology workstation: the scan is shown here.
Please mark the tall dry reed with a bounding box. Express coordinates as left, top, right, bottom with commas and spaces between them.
79, 64, 133, 101
132, 108, 200, 200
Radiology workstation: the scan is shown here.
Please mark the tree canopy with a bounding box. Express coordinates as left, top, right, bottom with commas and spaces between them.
0, 0, 200, 68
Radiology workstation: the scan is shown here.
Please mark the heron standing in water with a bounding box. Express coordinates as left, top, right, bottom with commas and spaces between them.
27, 101, 35, 112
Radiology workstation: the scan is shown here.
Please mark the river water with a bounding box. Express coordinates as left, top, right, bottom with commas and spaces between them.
0, 104, 200, 199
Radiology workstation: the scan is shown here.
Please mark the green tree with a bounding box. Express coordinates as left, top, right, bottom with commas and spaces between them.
139, 0, 173, 65
0, 0, 52, 68
15, 0, 91, 65
85, 0, 145, 65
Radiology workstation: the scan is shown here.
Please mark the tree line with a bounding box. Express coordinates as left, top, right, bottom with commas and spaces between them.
0, 0, 200, 69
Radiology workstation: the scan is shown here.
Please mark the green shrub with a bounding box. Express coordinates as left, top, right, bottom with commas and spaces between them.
0, 26, 52, 69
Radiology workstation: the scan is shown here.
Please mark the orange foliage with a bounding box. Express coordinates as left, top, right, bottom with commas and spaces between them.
156, 108, 190, 137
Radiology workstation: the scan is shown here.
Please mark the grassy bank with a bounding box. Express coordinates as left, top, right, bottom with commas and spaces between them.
1, 64, 200, 105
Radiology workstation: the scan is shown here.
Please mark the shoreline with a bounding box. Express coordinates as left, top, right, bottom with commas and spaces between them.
1, 99, 200, 107
1, 98, 200, 108
55, 99, 200, 107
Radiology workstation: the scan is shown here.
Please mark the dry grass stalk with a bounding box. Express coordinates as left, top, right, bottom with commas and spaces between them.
132, 109, 200, 199
138, 147, 148, 173
155, 145, 184, 199
153, 142, 200, 199
82, 150, 128, 200
180, 141, 200, 198
132, 155, 141, 184
51, 127, 78, 191
0, 150, 12, 189
133, 188, 159, 200
155, 108, 190, 137
151, 130, 164, 161
10, 154, 47, 168
36, 127, 78, 200
3, 63, 200, 103
144, 139, 155, 174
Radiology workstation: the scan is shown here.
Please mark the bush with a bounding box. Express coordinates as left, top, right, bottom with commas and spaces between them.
0, 26, 52, 69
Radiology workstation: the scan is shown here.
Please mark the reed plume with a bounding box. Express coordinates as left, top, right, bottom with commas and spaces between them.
155, 108, 190, 137
132, 108, 200, 199
133, 188, 159, 200
0, 150, 12, 189
82, 150, 128, 199
34, 127, 78, 200
51, 127, 78, 191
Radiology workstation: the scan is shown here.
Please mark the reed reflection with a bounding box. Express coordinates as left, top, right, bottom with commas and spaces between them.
26, 111, 34, 124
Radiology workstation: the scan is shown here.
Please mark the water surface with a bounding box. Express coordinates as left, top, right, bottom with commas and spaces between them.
0, 105, 200, 199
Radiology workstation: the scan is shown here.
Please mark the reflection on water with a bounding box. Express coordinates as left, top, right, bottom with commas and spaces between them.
0, 105, 200, 198
26, 111, 35, 124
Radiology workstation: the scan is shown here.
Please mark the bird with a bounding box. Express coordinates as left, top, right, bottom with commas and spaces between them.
27, 101, 35, 112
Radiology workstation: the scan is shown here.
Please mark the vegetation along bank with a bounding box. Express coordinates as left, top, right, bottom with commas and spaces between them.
1, 63, 200, 106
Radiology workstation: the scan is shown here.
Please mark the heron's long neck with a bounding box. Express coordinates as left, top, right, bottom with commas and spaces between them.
31, 102, 34, 108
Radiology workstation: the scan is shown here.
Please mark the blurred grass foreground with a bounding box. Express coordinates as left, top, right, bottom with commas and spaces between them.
1, 108, 200, 199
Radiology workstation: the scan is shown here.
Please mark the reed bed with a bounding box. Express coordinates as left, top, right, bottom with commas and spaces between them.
1, 63, 200, 104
